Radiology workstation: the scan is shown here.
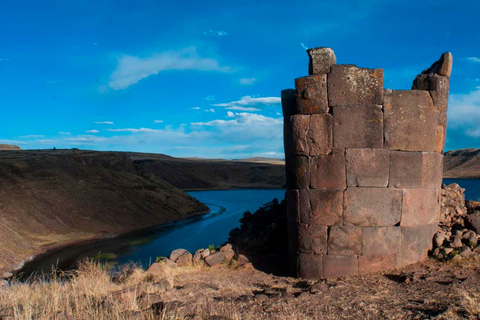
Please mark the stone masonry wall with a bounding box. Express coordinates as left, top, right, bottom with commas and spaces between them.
282, 48, 452, 279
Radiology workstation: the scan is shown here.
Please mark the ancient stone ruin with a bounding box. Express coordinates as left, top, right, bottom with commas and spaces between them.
282, 47, 452, 279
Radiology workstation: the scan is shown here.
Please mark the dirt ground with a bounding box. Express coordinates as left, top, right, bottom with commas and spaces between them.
144, 256, 480, 319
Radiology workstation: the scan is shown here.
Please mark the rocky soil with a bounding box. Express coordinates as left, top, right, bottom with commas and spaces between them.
0, 149, 207, 277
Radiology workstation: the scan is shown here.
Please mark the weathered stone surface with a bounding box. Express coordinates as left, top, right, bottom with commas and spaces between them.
362, 227, 401, 255
384, 90, 437, 152
310, 148, 346, 190
170, 249, 188, 262
401, 189, 439, 226
297, 253, 323, 279
281, 89, 296, 117
344, 188, 402, 226
436, 125, 445, 153
397, 224, 436, 267
176, 252, 193, 266
466, 212, 480, 234
204, 252, 226, 267
308, 114, 333, 156
291, 115, 310, 155
307, 47, 336, 75
323, 255, 358, 278
346, 148, 389, 187
412, 74, 449, 119
327, 226, 362, 255
332, 105, 383, 148
389, 151, 443, 188
328, 65, 384, 106
421, 52, 453, 78
295, 75, 328, 114
358, 255, 396, 274
286, 156, 309, 189
298, 189, 343, 226
297, 224, 328, 255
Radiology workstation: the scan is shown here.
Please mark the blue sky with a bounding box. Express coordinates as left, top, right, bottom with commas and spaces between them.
1, 0, 479, 159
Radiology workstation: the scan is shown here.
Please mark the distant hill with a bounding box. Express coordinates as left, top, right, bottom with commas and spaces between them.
0, 144, 21, 150
444, 149, 480, 179
131, 153, 286, 190
0, 149, 207, 276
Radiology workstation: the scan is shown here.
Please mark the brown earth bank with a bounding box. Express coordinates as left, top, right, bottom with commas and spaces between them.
0, 149, 208, 277
444, 149, 480, 179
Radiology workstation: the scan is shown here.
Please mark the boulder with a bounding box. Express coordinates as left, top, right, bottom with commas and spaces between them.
433, 231, 446, 247
176, 252, 193, 266
169, 249, 188, 262
236, 254, 249, 266
205, 252, 226, 267
307, 47, 336, 75
466, 212, 480, 234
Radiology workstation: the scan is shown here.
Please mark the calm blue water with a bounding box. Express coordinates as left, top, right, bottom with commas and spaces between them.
19, 189, 285, 275
443, 179, 480, 201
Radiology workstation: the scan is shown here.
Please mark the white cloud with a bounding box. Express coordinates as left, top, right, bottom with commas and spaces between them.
108, 47, 231, 90
59, 131, 71, 135
0, 139, 26, 145
213, 96, 281, 111
107, 128, 161, 133
239, 78, 257, 85
466, 57, 480, 63
227, 111, 234, 117
86, 129, 100, 133
154, 120, 164, 123
205, 108, 215, 113
448, 88, 480, 137
94, 121, 114, 125
224, 106, 261, 111
203, 30, 228, 37
191, 107, 201, 110
19, 135, 45, 138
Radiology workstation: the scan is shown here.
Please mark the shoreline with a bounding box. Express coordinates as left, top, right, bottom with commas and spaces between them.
7, 208, 211, 279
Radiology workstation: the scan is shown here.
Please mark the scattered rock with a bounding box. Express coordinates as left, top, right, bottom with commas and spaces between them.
460, 246, 473, 258
176, 252, 193, 266
466, 212, 480, 234
201, 248, 210, 258
310, 281, 326, 294
450, 236, 463, 248
433, 231, 446, 247
170, 249, 188, 262
205, 252, 226, 267
254, 294, 269, 302
220, 244, 233, 252
236, 254, 249, 266
146, 262, 166, 276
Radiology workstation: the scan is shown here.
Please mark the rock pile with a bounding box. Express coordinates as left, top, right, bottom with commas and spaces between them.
149, 244, 250, 272
431, 183, 480, 260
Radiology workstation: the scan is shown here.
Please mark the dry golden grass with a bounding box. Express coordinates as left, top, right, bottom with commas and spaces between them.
0, 260, 178, 320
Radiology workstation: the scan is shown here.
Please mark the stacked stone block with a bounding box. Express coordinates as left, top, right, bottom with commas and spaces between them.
282, 47, 452, 279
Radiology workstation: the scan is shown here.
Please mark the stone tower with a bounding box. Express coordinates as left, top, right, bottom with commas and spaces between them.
282, 48, 452, 279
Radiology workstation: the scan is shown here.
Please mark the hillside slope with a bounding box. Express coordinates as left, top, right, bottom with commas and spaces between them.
444, 149, 480, 179
129, 154, 286, 190
0, 149, 207, 276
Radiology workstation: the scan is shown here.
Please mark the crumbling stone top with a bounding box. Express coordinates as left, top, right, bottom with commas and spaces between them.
422, 52, 453, 78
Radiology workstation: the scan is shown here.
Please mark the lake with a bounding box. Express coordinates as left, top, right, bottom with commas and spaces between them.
18, 189, 286, 276
17, 179, 480, 276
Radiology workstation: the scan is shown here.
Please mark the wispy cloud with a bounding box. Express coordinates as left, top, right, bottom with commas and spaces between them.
300, 43, 308, 50
59, 131, 71, 135
205, 108, 215, 113
0, 58, 10, 62
466, 57, 480, 63
191, 107, 201, 110
448, 88, 480, 137
239, 78, 257, 85
107, 128, 160, 133
86, 129, 100, 133
154, 120, 164, 123
19, 135, 45, 138
203, 30, 228, 37
94, 121, 114, 125
213, 95, 281, 111
205, 95, 216, 101
108, 47, 231, 90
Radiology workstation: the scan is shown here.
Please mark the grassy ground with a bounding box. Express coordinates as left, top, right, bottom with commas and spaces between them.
2, 258, 480, 319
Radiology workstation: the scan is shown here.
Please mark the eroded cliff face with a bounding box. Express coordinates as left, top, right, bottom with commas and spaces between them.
0, 149, 208, 276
